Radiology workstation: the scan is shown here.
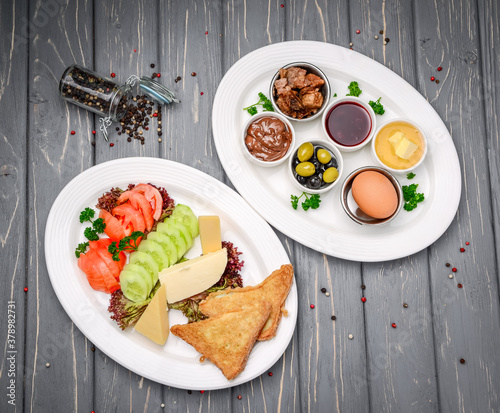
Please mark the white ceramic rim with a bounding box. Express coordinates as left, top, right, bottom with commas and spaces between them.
371, 117, 429, 174
288, 139, 344, 194
241, 111, 296, 167
321, 96, 377, 152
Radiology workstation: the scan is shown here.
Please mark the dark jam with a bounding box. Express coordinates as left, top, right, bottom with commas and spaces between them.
325, 102, 372, 147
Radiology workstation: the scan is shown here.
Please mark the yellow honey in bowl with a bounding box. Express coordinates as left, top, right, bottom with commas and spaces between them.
374, 121, 425, 170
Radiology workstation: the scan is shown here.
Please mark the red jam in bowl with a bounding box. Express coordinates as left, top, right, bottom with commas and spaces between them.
325, 102, 372, 147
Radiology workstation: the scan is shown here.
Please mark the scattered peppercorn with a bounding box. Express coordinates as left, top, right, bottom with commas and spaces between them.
435, 79, 440, 84
310, 304, 315, 309
437, 66, 442, 71
452, 267, 457, 272
150, 63, 155, 68
24, 287, 28, 292
348, 334, 354, 340
449, 274, 453, 279
187, 390, 192, 394
361, 284, 366, 290
191, 72, 197, 76
205, 31, 208, 35
403, 303, 408, 308
237, 395, 242, 400
91, 347, 95, 352
200, 92, 204, 96
92, 130, 96, 135
460, 358, 466, 364
331, 315, 336, 320
200, 390, 205, 394
109, 143, 114, 147
458, 283, 463, 288
268, 372, 273, 376
374, 35, 379, 39
71, 130, 75, 135
379, 30, 384, 34
431, 76, 435, 81
325, 292, 330, 297
111, 73, 116, 78
385, 38, 390, 43
465, 241, 469, 245
46, 363, 50, 368
460, 248, 465, 252
175, 76, 181, 83
361, 297, 367, 303
391, 323, 397, 328
446, 263, 451, 267
280, 4, 284, 7
321, 288, 327, 293
356, 29, 361, 34
157, 73, 161, 78
91, 141, 96, 146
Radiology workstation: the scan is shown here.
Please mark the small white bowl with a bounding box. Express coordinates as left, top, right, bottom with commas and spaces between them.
321, 96, 376, 152
269, 62, 331, 123
288, 138, 343, 194
341, 166, 404, 225
241, 112, 295, 167
371, 118, 428, 174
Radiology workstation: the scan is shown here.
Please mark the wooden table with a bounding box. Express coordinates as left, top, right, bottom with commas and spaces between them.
1, 0, 499, 412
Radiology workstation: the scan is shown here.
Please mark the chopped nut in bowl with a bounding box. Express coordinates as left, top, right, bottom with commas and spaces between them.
270, 62, 331, 122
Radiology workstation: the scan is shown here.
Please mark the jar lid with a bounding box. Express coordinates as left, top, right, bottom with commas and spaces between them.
126, 75, 180, 105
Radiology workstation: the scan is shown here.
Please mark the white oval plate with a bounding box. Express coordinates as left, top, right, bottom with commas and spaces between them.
44, 157, 297, 390
213, 41, 461, 262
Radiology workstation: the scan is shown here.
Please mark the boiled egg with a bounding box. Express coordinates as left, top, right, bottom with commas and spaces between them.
351, 171, 398, 219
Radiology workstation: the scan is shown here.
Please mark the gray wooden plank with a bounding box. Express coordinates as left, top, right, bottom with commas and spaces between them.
0, 0, 28, 411
414, 0, 500, 412
92, 1, 164, 412
220, 2, 301, 412
24, 0, 95, 412
284, 2, 371, 412
478, 0, 500, 291
348, 2, 440, 412
156, 1, 236, 410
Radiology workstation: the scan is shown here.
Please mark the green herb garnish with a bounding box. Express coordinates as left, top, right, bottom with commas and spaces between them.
406, 172, 416, 180
346, 81, 362, 97
369, 97, 385, 115
75, 242, 90, 258
76, 208, 106, 256
291, 192, 321, 211
243, 92, 274, 115
108, 231, 144, 261
402, 183, 425, 211
333, 93, 337, 97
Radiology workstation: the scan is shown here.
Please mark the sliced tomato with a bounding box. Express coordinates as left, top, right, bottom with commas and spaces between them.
117, 190, 155, 231
112, 203, 146, 234
100, 209, 128, 241
77, 247, 120, 294
131, 184, 163, 220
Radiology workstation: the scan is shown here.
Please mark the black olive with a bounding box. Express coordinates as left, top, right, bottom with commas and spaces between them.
297, 175, 308, 185
293, 157, 300, 168
307, 176, 322, 189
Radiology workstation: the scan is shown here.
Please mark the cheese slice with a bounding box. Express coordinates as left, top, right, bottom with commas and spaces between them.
159, 248, 228, 304
395, 137, 418, 160
388, 131, 404, 151
134, 283, 169, 345
198, 216, 222, 254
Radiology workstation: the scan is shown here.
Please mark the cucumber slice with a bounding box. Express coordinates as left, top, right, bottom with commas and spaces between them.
122, 263, 153, 293
170, 220, 193, 249
156, 222, 188, 258
138, 239, 170, 270
120, 270, 150, 302
171, 204, 199, 238
129, 250, 160, 285
146, 232, 179, 265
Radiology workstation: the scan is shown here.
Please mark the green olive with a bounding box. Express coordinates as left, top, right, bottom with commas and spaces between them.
317, 148, 332, 164
297, 142, 314, 162
323, 167, 339, 183
295, 162, 316, 177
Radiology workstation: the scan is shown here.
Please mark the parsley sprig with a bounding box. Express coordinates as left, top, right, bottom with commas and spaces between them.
346, 81, 362, 97
402, 183, 425, 211
369, 97, 385, 115
75, 207, 107, 257
108, 231, 144, 261
291, 192, 321, 211
243, 92, 274, 115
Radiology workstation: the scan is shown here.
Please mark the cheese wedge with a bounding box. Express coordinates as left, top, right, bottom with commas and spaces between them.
395, 137, 418, 159
198, 216, 222, 254
388, 131, 404, 151
134, 283, 169, 345
159, 248, 228, 304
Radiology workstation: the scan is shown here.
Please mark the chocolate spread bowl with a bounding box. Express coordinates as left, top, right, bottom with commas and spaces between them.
269, 62, 331, 123
241, 112, 296, 167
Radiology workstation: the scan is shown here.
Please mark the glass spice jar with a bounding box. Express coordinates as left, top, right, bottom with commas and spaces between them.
59, 64, 178, 140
